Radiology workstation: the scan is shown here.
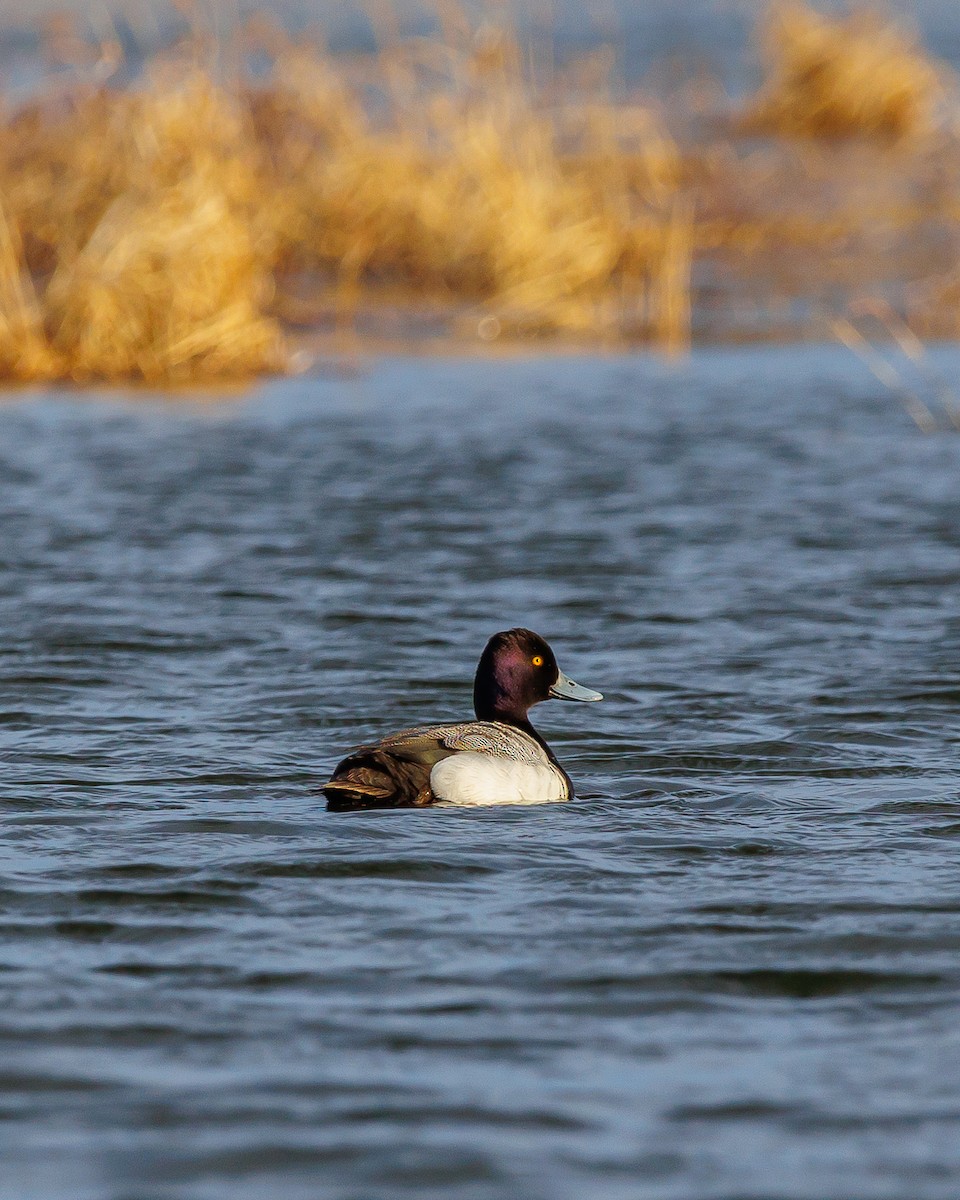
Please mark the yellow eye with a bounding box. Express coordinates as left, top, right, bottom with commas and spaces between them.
532, 655, 543, 667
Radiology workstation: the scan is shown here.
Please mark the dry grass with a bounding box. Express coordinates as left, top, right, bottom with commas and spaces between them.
741, 1, 949, 140
0, 19, 690, 383
0, 2, 957, 384
245, 33, 689, 342
0, 70, 288, 382
0, 200, 59, 379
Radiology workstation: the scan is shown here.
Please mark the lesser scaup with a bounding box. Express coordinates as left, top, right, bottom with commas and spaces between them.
323, 628, 602, 810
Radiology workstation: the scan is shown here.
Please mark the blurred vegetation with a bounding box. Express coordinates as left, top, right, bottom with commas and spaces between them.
741, 1, 948, 139
0, 0, 957, 383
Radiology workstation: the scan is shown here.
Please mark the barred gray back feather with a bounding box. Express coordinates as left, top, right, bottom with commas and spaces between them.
380, 721, 549, 765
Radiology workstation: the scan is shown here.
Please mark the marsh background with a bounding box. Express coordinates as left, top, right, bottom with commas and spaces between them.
3, 4, 960, 1200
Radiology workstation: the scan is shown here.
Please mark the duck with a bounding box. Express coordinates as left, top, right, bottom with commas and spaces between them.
322, 628, 602, 810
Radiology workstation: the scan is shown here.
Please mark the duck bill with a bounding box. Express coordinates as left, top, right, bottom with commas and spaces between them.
549, 670, 603, 702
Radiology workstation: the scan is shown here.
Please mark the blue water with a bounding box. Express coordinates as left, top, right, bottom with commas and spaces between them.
2, 346, 960, 1199
4, 0, 960, 95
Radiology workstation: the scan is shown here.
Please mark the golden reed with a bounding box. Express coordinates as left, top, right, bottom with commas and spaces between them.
0, 2, 951, 383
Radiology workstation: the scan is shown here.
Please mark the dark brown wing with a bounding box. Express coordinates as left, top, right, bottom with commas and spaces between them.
321, 724, 464, 811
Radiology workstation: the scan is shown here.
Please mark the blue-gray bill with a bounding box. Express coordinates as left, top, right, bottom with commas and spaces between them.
549, 671, 603, 702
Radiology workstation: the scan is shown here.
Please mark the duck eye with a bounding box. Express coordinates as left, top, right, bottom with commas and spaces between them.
532, 655, 543, 667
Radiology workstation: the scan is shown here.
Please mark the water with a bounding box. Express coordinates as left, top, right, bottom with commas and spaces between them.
3, 346, 960, 1199
6, 0, 960, 97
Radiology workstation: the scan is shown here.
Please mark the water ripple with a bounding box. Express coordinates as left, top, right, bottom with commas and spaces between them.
4, 350, 960, 1198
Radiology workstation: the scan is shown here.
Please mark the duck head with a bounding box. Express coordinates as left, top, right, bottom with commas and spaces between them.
473, 628, 602, 724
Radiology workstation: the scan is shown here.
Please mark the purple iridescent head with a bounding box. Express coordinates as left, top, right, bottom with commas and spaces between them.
472, 628, 602, 724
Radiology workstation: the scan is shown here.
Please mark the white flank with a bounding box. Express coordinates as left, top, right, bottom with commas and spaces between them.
430, 752, 569, 807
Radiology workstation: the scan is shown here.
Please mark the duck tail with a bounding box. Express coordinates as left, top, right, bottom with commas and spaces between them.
321, 778, 393, 811
320, 752, 433, 811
